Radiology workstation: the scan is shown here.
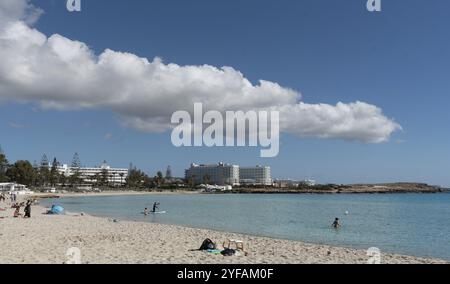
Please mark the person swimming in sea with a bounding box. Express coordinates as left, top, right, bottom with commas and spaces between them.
332, 218, 341, 229
143, 208, 149, 216
152, 202, 160, 213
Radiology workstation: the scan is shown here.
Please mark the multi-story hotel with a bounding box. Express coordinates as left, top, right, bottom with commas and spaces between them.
185, 163, 240, 186
240, 166, 272, 186
185, 163, 272, 186
57, 161, 128, 186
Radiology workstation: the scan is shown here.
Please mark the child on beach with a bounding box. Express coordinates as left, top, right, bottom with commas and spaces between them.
13, 206, 22, 218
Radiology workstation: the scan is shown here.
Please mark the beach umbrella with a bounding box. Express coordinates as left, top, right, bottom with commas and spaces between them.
51, 205, 65, 215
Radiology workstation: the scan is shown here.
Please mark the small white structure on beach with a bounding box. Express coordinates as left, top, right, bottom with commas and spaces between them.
0, 183, 34, 195
199, 184, 233, 192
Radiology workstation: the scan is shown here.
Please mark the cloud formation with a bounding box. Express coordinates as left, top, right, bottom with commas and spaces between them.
0, 0, 401, 143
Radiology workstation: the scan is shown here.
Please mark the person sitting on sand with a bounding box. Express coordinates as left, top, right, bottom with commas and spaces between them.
13, 206, 22, 218
152, 202, 160, 213
332, 218, 341, 229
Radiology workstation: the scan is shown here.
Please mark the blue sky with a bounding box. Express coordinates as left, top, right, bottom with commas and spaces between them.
1, 0, 449, 186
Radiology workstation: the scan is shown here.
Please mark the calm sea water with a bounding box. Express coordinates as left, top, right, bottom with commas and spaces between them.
41, 193, 450, 260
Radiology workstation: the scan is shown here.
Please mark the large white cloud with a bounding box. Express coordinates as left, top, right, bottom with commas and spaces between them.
0, 0, 401, 143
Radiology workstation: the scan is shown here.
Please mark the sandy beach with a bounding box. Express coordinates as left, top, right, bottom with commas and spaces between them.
0, 195, 447, 264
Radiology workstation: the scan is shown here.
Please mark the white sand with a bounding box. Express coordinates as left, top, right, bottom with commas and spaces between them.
0, 201, 447, 264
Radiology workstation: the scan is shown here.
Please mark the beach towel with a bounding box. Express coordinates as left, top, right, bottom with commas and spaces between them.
206, 249, 222, 255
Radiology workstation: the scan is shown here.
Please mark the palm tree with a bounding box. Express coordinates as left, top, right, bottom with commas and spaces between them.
156, 171, 164, 187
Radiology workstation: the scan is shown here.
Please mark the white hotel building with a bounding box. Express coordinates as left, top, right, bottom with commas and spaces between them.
239, 166, 272, 186
185, 163, 272, 186
57, 161, 128, 186
186, 163, 240, 186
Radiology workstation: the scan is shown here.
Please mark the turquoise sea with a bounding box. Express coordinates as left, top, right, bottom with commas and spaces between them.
41, 193, 450, 260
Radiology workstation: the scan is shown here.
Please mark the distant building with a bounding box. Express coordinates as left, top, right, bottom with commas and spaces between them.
274, 179, 297, 188
185, 163, 272, 186
274, 179, 317, 188
185, 163, 240, 186
302, 179, 317, 186
57, 161, 128, 186
239, 166, 272, 186
0, 183, 33, 195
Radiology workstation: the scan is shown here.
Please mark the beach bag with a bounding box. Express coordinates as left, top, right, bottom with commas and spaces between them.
199, 238, 216, 250
221, 248, 236, 256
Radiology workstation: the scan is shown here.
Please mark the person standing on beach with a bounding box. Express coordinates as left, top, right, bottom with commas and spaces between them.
24, 200, 32, 218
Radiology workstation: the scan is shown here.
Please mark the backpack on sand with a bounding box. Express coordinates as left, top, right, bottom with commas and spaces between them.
220, 248, 236, 256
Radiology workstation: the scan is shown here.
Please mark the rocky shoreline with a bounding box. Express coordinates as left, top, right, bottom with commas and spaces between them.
219, 183, 446, 194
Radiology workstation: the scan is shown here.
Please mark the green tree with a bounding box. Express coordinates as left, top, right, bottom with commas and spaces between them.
59, 172, 67, 187
31, 160, 39, 186
49, 157, 59, 186
187, 175, 196, 189
71, 153, 81, 168
6, 160, 36, 186
143, 175, 153, 189
126, 168, 150, 189
39, 154, 50, 186
70, 153, 82, 187
0, 146, 9, 182
165, 166, 172, 180
155, 171, 164, 187
69, 170, 82, 187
